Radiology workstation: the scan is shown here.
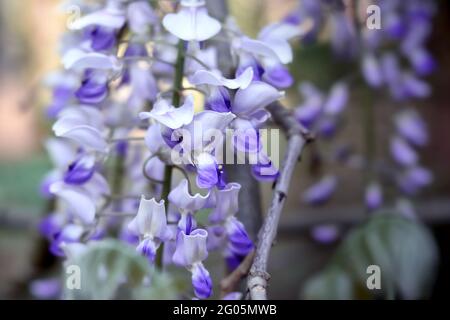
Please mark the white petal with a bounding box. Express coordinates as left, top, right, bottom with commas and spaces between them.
70, 8, 126, 30
129, 197, 169, 240
259, 22, 305, 41
240, 38, 280, 62
44, 138, 77, 169
139, 96, 194, 129
50, 182, 96, 224
144, 124, 165, 155
233, 81, 284, 117
53, 123, 108, 152
162, 7, 221, 41
190, 67, 253, 90
168, 179, 209, 212
172, 229, 208, 266
63, 49, 122, 72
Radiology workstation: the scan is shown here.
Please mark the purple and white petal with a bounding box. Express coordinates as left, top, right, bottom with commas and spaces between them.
62, 49, 122, 72
191, 263, 213, 299
173, 228, 209, 267
140, 96, 194, 130
128, 197, 170, 241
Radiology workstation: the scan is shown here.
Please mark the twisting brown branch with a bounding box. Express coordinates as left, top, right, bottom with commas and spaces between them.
247, 102, 314, 300
220, 249, 255, 298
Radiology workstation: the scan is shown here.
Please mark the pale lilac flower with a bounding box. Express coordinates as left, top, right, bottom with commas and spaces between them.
397, 166, 433, 195
251, 150, 279, 183
190, 67, 253, 90
173, 229, 212, 299
362, 54, 384, 88
50, 172, 110, 224
365, 182, 383, 211
49, 224, 84, 256
69, 0, 126, 31
311, 225, 340, 244
407, 48, 436, 76
52, 106, 108, 152
224, 217, 253, 270
402, 72, 431, 99
168, 179, 209, 233
303, 176, 337, 205
128, 197, 171, 262
330, 11, 358, 58
162, 0, 221, 42
208, 183, 241, 223
143, 156, 165, 182
323, 82, 348, 116
390, 136, 418, 167
294, 96, 323, 128
241, 21, 307, 65
127, 63, 158, 109
139, 95, 195, 130
62, 48, 122, 73
127, 1, 158, 35
30, 278, 61, 300
262, 63, 294, 89
232, 81, 284, 119
395, 110, 429, 147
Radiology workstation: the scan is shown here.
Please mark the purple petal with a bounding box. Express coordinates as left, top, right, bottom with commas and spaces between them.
191, 263, 213, 299
303, 176, 337, 205
311, 224, 340, 244
262, 64, 294, 89
196, 154, 219, 189
390, 136, 418, 167
173, 229, 208, 267
136, 238, 158, 263
63, 155, 96, 185
365, 182, 383, 211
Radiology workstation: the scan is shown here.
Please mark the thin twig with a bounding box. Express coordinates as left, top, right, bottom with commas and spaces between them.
247, 102, 313, 300
220, 250, 255, 298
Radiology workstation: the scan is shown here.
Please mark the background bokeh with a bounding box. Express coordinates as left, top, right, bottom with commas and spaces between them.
0, 0, 449, 299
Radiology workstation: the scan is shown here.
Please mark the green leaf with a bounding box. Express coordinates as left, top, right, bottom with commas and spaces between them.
63, 239, 177, 300
302, 213, 439, 299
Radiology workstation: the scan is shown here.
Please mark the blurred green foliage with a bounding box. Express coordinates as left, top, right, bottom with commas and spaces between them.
0, 154, 51, 214
302, 213, 439, 300
64, 240, 179, 300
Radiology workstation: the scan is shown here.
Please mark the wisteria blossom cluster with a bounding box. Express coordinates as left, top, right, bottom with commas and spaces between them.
289, 0, 436, 223
40, 0, 308, 299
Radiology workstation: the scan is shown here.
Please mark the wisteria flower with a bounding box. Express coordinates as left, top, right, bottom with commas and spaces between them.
128, 197, 171, 262
168, 179, 210, 233
173, 229, 212, 299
